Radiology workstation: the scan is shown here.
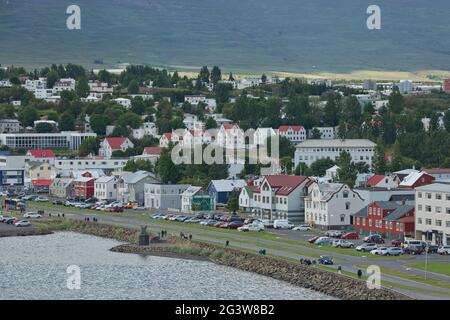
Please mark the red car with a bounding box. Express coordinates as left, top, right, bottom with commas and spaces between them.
227, 221, 244, 229
214, 222, 227, 228
341, 232, 359, 240
307, 236, 320, 243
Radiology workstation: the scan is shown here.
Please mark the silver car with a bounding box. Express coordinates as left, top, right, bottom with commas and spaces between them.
332, 239, 355, 248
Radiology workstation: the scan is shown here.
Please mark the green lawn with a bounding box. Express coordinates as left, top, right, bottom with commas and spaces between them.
406, 262, 450, 277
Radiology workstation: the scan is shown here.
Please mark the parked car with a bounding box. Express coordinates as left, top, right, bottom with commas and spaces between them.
149, 213, 161, 219
318, 256, 333, 265
34, 196, 49, 202
0, 215, 11, 222
205, 220, 219, 227
425, 244, 439, 254
341, 232, 359, 240
184, 217, 202, 223
168, 215, 179, 221
199, 219, 215, 226
106, 206, 124, 213
214, 221, 227, 228
227, 221, 245, 229
391, 239, 402, 247
175, 215, 189, 222
23, 212, 42, 218
325, 230, 345, 238
22, 195, 36, 201
52, 200, 65, 206
314, 237, 333, 245
332, 239, 355, 248
0, 191, 8, 197
403, 245, 423, 255
371, 247, 389, 255
260, 219, 274, 228
386, 247, 403, 256
356, 243, 378, 252
292, 224, 311, 231
4, 217, 19, 225
364, 234, 384, 244
14, 220, 31, 227
307, 236, 320, 243
437, 245, 450, 255
238, 223, 265, 232
273, 219, 294, 229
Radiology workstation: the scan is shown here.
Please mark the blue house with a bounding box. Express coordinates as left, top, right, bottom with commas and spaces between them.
207, 179, 246, 204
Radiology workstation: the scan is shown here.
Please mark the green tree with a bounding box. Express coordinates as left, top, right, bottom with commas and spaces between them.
46, 71, 59, 88
18, 106, 39, 127
373, 145, 388, 174
310, 128, 322, 139
127, 80, 140, 94
79, 137, 99, 157
310, 158, 335, 177
35, 122, 55, 133
59, 112, 75, 131
199, 66, 210, 83
227, 193, 239, 214
76, 76, 90, 98
210, 66, 222, 85
205, 117, 218, 129
294, 162, 312, 176
90, 114, 108, 135
336, 151, 358, 187
156, 148, 182, 183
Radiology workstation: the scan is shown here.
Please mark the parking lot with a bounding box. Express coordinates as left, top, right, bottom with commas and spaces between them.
0, 220, 35, 237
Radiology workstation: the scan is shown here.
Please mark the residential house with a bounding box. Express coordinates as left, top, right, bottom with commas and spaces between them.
353, 201, 415, 239
112, 98, 132, 109
181, 186, 202, 212
422, 168, 450, 181
207, 179, 247, 204
239, 186, 255, 213
365, 174, 401, 189
0, 119, 20, 133
88, 81, 114, 98
399, 172, 435, 189
99, 137, 134, 158
72, 176, 96, 200
117, 171, 160, 206
252, 175, 311, 223
26, 149, 56, 164
94, 176, 117, 201
309, 127, 335, 140
216, 124, 245, 150
278, 125, 306, 143
144, 183, 190, 210
304, 182, 365, 229
253, 128, 277, 146
415, 183, 450, 245
294, 139, 376, 167
132, 122, 158, 139
50, 178, 73, 199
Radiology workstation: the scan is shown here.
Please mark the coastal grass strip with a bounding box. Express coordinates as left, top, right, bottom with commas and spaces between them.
405, 262, 450, 277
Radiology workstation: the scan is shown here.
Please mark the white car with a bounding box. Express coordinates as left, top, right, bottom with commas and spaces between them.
438, 245, 450, 255
332, 239, 355, 248
371, 247, 389, 255
292, 224, 311, 231
273, 219, 294, 229
238, 223, 265, 232
0, 191, 8, 197
34, 197, 49, 202
24, 212, 42, 218
386, 247, 403, 256
14, 220, 31, 227
356, 243, 378, 252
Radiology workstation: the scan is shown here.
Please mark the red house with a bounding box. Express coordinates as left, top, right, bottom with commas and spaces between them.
399, 172, 435, 189
72, 173, 96, 199
353, 201, 415, 238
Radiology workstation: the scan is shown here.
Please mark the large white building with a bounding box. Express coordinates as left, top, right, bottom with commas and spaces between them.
415, 183, 450, 245
0, 119, 20, 133
304, 182, 366, 229
94, 176, 117, 201
144, 183, 190, 210
294, 139, 376, 167
54, 157, 128, 173
0, 132, 96, 150
278, 125, 306, 143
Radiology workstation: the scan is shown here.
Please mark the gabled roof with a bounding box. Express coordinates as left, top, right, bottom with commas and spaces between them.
209, 179, 246, 192
278, 125, 304, 132
254, 175, 309, 196
399, 172, 434, 187
182, 186, 202, 197
105, 137, 128, 150
143, 147, 162, 156
384, 204, 414, 221
423, 168, 450, 175
27, 149, 55, 158
366, 175, 385, 187
95, 176, 116, 183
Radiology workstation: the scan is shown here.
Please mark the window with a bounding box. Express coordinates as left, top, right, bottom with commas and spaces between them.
436, 193, 442, 200
418, 192, 422, 198
436, 207, 442, 214
343, 191, 349, 198
340, 214, 345, 222
418, 205, 422, 211
436, 220, 442, 227
426, 218, 432, 225
345, 202, 350, 210
425, 205, 432, 212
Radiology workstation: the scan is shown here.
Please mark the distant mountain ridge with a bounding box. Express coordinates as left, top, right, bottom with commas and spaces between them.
0, 0, 449, 73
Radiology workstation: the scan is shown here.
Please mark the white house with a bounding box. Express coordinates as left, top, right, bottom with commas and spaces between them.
216, 124, 245, 150
0, 79, 12, 87
365, 174, 401, 189
94, 176, 117, 201
112, 98, 132, 109
52, 78, 76, 94
254, 128, 277, 145
239, 186, 255, 213
144, 183, 190, 210
252, 175, 311, 223
304, 182, 366, 229
23, 78, 47, 91
415, 183, 450, 245
0, 119, 20, 133
132, 122, 158, 139
309, 127, 336, 140
181, 185, 202, 212
117, 171, 159, 206
294, 139, 376, 167
278, 125, 306, 143
422, 168, 450, 181
88, 81, 114, 98
98, 137, 134, 158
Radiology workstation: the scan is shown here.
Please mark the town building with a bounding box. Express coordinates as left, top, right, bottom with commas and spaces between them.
415, 183, 450, 245
54, 157, 128, 174
52, 78, 76, 93
50, 178, 73, 199
26, 149, 56, 164
252, 175, 310, 223
132, 122, 158, 139
397, 80, 413, 94
294, 139, 376, 167
239, 186, 255, 213
112, 98, 132, 109
304, 182, 365, 229
365, 174, 401, 189
144, 183, 190, 210
88, 81, 114, 98
216, 124, 245, 150
422, 168, 450, 181
207, 179, 247, 204
253, 128, 277, 145
309, 127, 336, 140
444, 79, 450, 94
0, 167, 24, 193
0, 132, 96, 150
353, 201, 415, 239
399, 171, 435, 189
94, 176, 117, 201
98, 137, 134, 158
0, 119, 20, 133
72, 176, 96, 200
181, 186, 202, 212
278, 125, 306, 143
116, 171, 159, 206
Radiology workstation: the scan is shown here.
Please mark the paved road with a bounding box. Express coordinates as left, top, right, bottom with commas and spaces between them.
27, 203, 450, 300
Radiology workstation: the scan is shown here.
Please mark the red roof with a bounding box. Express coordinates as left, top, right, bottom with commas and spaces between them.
423, 168, 450, 175
143, 147, 162, 156
162, 133, 172, 140
105, 137, 128, 150
254, 175, 309, 195
278, 125, 304, 132
366, 175, 385, 187
396, 216, 415, 224
27, 149, 55, 158
32, 179, 53, 186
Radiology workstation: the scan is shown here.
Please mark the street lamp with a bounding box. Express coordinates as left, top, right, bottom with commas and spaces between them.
424, 229, 432, 280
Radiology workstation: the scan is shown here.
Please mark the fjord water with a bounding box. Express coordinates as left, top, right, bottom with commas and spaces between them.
1, 0, 450, 72
0, 232, 332, 300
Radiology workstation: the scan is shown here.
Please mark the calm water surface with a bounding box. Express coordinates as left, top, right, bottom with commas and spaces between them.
0, 232, 333, 300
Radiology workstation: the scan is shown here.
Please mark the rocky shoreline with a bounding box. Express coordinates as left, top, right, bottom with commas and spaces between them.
29, 220, 412, 300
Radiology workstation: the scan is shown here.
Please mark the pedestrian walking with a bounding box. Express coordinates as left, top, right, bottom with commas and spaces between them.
189, 234, 192, 241
225, 240, 229, 246
337, 266, 342, 274
62, 213, 65, 218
